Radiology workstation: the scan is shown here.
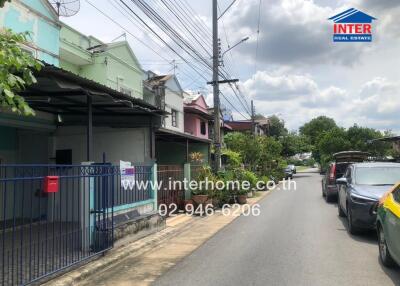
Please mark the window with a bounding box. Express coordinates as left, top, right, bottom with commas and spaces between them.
171, 110, 177, 127
200, 121, 206, 135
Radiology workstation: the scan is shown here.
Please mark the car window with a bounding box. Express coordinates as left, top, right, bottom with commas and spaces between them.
355, 167, 400, 185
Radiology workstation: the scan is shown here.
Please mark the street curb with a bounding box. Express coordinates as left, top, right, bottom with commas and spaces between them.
45, 189, 273, 285
43, 216, 199, 286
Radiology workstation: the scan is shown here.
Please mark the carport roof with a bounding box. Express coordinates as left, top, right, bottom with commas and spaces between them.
21, 64, 166, 117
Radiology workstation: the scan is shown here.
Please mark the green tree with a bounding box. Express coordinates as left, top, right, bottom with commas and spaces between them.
346, 124, 389, 156
0, 29, 42, 115
267, 115, 288, 138
279, 132, 312, 157
299, 116, 337, 145
316, 127, 351, 168
224, 132, 261, 169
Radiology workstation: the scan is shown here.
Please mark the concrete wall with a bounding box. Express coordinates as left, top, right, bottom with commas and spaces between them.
54, 126, 151, 164
0, 0, 60, 66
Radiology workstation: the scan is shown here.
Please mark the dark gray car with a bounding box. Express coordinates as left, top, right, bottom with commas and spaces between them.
337, 162, 400, 235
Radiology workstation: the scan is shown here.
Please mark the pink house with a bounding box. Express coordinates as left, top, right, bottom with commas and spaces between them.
184, 93, 213, 140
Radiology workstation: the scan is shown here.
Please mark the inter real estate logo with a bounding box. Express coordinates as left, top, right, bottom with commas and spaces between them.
328, 8, 376, 42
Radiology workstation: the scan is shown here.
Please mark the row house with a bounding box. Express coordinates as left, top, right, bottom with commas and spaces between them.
0, 1, 164, 285
0, 1, 217, 284
143, 72, 212, 165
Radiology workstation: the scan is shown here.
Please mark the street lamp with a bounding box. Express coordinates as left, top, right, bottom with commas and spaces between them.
220, 36, 249, 66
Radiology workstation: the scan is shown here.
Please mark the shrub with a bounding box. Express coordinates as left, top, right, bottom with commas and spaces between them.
222, 149, 242, 168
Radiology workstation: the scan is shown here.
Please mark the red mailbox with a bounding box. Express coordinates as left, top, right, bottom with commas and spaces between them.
44, 176, 59, 193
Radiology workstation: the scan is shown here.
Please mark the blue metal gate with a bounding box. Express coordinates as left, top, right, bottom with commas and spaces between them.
0, 164, 116, 285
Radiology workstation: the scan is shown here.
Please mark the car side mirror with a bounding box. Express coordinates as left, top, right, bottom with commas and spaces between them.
336, 177, 348, 185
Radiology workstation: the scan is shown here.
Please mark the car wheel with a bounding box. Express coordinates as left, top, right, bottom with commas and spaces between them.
347, 206, 360, 235
378, 226, 396, 268
338, 201, 345, 217
325, 192, 335, 203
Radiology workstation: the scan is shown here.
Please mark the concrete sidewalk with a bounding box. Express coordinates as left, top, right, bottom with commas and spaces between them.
46, 191, 271, 286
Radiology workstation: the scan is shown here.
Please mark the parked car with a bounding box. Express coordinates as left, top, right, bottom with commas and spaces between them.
322, 151, 369, 202
287, 164, 296, 174
377, 183, 400, 268
337, 162, 400, 234
284, 166, 294, 179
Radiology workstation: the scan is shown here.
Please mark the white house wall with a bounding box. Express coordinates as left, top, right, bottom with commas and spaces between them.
163, 79, 184, 132
54, 126, 150, 164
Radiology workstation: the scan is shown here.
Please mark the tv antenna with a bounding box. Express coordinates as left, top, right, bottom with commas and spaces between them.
50, 0, 80, 17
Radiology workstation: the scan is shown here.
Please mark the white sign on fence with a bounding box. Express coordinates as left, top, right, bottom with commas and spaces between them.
120, 160, 135, 191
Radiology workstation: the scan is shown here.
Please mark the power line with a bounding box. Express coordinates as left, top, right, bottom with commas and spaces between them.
93, 0, 251, 118
119, 0, 210, 81
111, 0, 210, 86
220, 91, 249, 120
85, 0, 170, 62
86, 0, 209, 89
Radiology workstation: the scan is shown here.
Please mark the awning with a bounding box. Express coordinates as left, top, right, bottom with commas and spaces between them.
184, 106, 213, 120
156, 128, 211, 144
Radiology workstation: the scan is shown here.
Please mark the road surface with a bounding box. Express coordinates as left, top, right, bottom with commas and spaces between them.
154, 171, 400, 286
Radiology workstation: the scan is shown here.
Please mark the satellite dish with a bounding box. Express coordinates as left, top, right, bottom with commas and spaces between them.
50, 0, 80, 17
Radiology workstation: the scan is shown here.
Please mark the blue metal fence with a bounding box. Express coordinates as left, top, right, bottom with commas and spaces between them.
0, 165, 115, 285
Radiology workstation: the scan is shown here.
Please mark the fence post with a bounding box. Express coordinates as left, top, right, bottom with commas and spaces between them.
152, 163, 158, 211
184, 163, 191, 200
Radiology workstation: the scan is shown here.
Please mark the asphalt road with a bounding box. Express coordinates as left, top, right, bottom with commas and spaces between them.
154, 171, 400, 286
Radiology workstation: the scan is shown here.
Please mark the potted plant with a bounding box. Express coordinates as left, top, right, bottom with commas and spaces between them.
191, 189, 209, 205
236, 189, 248, 204
191, 165, 213, 206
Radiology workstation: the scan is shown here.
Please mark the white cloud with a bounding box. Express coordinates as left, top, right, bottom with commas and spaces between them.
223, 0, 371, 67
243, 70, 400, 132
242, 71, 318, 101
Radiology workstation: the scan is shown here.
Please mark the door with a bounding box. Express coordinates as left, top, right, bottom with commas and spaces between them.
386, 186, 400, 263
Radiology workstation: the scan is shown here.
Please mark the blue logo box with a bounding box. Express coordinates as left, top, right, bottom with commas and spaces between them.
333, 34, 372, 42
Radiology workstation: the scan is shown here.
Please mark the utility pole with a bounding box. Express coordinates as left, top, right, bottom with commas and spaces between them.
212, 0, 221, 172
251, 100, 255, 136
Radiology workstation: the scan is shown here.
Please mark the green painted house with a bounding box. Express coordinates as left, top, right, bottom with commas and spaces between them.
60, 23, 144, 99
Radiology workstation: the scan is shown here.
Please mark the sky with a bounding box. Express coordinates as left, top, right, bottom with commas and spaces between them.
63, 0, 400, 133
